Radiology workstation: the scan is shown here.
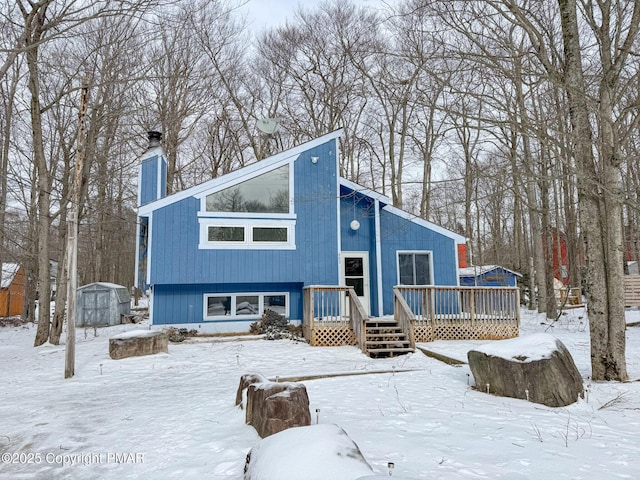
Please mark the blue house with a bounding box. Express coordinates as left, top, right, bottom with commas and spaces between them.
458, 265, 521, 287
135, 129, 466, 333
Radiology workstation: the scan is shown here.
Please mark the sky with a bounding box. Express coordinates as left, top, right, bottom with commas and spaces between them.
1, 307, 640, 479
241, 0, 387, 31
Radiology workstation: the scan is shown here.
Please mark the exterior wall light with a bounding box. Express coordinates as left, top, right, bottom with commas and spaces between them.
350, 219, 360, 231
311, 156, 319, 164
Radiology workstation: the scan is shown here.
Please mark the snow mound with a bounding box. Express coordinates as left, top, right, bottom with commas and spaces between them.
110, 329, 160, 340
244, 423, 373, 480
473, 333, 559, 362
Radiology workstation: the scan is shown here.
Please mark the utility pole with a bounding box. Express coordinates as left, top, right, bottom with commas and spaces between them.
65, 80, 89, 379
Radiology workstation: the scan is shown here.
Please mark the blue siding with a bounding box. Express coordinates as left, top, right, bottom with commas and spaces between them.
148, 140, 340, 323
142, 134, 463, 327
153, 282, 303, 324
340, 189, 380, 315
379, 209, 458, 315
140, 155, 167, 206
339, 188, 459, 316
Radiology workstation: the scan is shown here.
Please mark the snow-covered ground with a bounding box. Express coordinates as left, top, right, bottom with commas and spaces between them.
1, 307, 640, 479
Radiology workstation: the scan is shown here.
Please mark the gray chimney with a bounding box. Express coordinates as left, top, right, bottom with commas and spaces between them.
147, 131, 162, 149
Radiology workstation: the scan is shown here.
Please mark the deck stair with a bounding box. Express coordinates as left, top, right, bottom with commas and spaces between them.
365, 318, 414, 358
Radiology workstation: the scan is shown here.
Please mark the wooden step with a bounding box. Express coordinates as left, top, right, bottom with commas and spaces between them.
366, 340, 410, 346
367, 347, 415, 357
365, 321, 399, 327
366, 326, 403, 333
366, 332, 406, 339
363, 320, 412, 358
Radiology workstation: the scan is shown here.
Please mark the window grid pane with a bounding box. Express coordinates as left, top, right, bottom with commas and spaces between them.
207, 296, 232, 316
253, 227, 288, 242
235, 296, 259, 315
398, 253, 431, 285
208, 226, 244, 242
399, 254, 414, 285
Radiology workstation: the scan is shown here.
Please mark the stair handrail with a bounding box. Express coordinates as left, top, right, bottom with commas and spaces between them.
393, 288, 416, 349
347, 287, 369, 354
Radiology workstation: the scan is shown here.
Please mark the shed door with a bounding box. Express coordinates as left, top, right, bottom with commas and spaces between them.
82, 290, 110, 326
340, 252, 370, 315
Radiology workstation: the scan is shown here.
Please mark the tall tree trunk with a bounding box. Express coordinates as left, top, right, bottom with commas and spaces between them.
558, 0, 627, 381
23, 2, 53, 346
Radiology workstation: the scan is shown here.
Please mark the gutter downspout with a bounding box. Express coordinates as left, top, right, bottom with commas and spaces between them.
375, 199, 384, 316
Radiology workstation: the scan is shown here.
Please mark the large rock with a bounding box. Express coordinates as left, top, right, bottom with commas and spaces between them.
467, 333, 583, 407
246, 381, 311, 438
244, 424, 374, 480
236, 373, 269, 409
109, 330, 168, 360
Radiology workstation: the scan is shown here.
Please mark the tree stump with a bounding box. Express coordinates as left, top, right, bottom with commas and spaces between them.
109, 330, 168, 360
467, 333, 583, 407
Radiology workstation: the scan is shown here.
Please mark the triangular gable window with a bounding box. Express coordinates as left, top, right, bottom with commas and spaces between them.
205, 165, 290, 214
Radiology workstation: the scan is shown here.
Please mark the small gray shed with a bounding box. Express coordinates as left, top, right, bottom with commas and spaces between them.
76, 282, 131, 327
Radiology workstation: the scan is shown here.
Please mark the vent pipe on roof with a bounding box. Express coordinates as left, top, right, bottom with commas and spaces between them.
147, 131, 162, 149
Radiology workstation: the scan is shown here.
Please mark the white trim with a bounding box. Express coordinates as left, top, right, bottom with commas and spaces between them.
198, 218, 296, 250
156, 156, 163, 200
134, 219, 141, 290
374, 199, 384, 315
340, 177, 466, 244
146, 213, 153, 285
197, 212, 296, 220
149, 285, 154, 324
289, 158, 295, 215
149, 319, 301, 334
339, 252, 370, 315
336, 144, 342, 283
396, 250, 434, 285
203, 291, 290, 321
454, 242, 461, 287
137, 160, 143, 206
383, 205, 466, 243
340, 178, 390, 205
139, 130, 343, 215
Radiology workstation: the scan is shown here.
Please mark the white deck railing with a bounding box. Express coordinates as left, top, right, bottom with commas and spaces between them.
394, 285, 520, 326
303, 286, 368, 350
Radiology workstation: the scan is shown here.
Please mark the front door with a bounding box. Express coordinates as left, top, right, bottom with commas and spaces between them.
340, 252, 370, 315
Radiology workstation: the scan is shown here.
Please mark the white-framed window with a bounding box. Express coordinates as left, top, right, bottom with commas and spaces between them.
203, 292, 289, 320
397, 251, 433, 285
198, 218, 296, 249
197, 162, 297, 250
202, 164, 293, 216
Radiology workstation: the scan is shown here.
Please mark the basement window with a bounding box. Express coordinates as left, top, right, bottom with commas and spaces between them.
204, 292, 289, 320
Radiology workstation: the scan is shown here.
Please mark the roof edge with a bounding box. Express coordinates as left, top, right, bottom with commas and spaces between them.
138, 129, 343, 215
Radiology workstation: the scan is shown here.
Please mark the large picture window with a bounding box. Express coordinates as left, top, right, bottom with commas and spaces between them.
205, 165, 290, 214
204, 292, 289, 320
398, 251, 432, 285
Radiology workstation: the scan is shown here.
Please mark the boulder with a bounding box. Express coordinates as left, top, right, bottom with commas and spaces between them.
244, 424, 373, 480
109, 330, 168, 360
236, 373, 269, 408
246, 381, 311, 438
467, 333, 583, 407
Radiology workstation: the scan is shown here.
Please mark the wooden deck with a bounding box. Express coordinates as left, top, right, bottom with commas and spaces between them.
624, 275, 640, 307
303, 285, 520, 354
394, 285, 520, 341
